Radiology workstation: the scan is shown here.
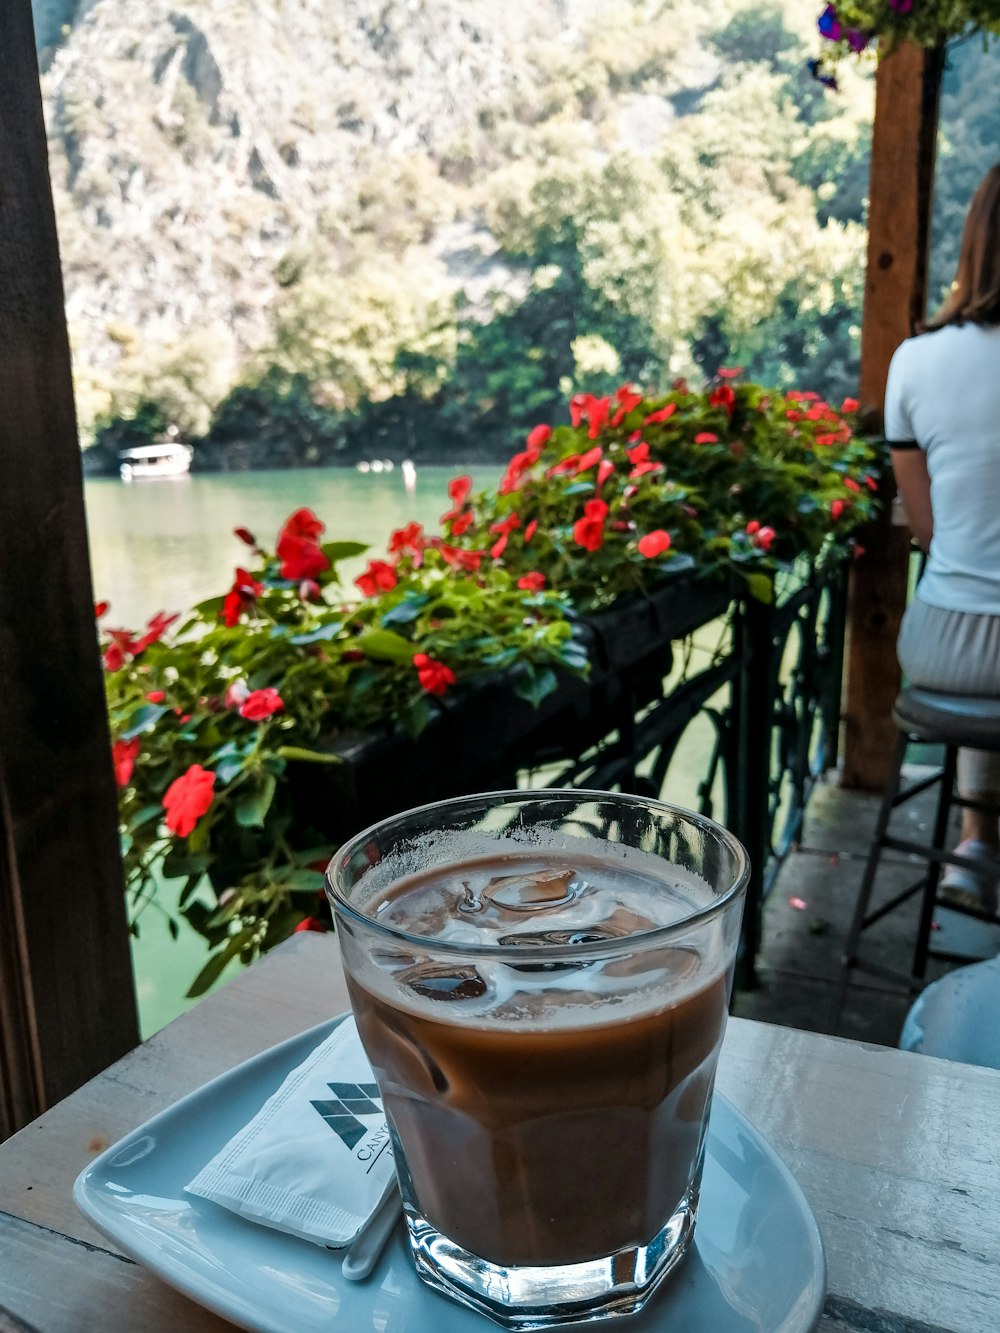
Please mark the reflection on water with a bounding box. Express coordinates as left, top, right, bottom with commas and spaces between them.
84, 465, 486, 627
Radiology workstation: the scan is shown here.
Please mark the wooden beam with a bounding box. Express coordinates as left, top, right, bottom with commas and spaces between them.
842, 42, 945, 791
0, 0, 139, 1140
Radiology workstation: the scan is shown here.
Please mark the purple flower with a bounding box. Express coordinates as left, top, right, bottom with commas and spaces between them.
888, 0, 913, 10
818, 4, 841, 41
808, 58, 839, 91
847, 28, 871, 52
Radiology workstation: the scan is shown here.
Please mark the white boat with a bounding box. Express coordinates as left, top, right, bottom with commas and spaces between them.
119, 440, 193, 482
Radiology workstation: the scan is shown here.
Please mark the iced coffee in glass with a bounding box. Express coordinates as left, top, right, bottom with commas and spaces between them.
327, 789, 748, 1328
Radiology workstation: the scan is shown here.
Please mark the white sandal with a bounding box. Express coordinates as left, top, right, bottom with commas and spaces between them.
939, 840, 1000, 915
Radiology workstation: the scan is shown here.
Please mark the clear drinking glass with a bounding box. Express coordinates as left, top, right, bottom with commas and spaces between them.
326, 789, 748, 1329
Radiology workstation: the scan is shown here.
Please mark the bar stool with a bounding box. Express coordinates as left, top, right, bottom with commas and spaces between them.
837, 687, 1000, 1015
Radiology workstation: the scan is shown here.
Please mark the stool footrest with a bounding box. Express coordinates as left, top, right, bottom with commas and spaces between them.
861, 878, 926, 929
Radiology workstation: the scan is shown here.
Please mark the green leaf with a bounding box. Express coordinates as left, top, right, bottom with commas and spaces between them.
193, 595, 226, 617
400, 693, 432, 738
513, 666, 559, 708
121, 703, 169, 740
745, 572, 774, 604
129, 804, 163, 829
215, 754, 246, 784
179, 873, 204, 909
276, 746, 341, 764
321, 540, 368, 563
355, 628, 416, 663
381, 595, 428, 627
279, 868, 327, 892
161, 849, 211, 879
185, 926, 255, 998
235, 773, 277, 827
289, 621, 345, 645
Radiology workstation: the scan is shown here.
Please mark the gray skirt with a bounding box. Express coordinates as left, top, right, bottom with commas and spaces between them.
897, 597, 1000, 793
897, 597, 1000, 695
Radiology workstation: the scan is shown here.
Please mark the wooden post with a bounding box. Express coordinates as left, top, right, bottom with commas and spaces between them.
0, 0, 140, 1139
842, 42, 945, 791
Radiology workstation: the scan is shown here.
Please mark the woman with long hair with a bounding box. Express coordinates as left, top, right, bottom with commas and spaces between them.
886, 161, 1000, 911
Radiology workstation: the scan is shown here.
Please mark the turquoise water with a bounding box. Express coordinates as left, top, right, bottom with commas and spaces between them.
84, 465, 720, 1036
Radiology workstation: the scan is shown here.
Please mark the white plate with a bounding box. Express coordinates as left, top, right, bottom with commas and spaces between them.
75, 1019, 826, 1332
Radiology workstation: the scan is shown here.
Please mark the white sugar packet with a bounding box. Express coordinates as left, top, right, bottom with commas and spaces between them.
185, 1016, 398, 1249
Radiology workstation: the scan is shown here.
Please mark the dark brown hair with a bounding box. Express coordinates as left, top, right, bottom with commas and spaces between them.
925, 162, 1000, 330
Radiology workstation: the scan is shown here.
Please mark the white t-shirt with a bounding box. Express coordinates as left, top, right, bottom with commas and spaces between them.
884, 322, 1000, 615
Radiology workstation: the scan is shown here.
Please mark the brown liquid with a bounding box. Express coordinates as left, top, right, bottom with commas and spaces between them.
346, 968, 727, 1266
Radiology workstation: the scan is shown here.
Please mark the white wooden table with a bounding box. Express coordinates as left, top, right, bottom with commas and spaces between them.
1, 933, 998, 1332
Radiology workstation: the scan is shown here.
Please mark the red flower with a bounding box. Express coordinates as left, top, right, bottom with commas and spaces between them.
523, 519, 538, 544
627, 442, 650, 465
102, 640, 129, 672
489, 513, 520, 560
789, 390, 820, 402
500, 449, 536, 495
163, 764, 216, 838
755, 526, 776, 552
133, 612, 179, 654
278, 534, 329, 581
439, 544, 484, 572
449, 511, 474, 535
294, 916, 329, 934
841, 397, 859, 413
569, 393, 611, 439
643, 404, 677, 426
573, 499, 608, 552
844, 477, 861, 493
277, 508, 330, 582
112, 737, 140, 788
746, 520, 761, 536
637, 530, 672, 558
448, 475, 473, 507
814, 432, 837, 446
239, 687, 284, 721
355, 560, 398, 597
526, 425, 552, 452
221, 567, 264, 627
694, 432, 719, 445
234, 526, 257, 547
281, 508, 324, 541
831, 499, 846, 521
389, 522, 425, 557
94, 600, 109, 619
517, 571, 547, 592
614, 383, 644, 413
299, 579, 323, 602
865, 475, 878, 493
413, 653, 456, 697
576, 446, 603, 473
146, 690, 166, 703
546, 454, 580, 478
717, 367, 743, 379
595, 459, 614, 488
710, 384, 736, 415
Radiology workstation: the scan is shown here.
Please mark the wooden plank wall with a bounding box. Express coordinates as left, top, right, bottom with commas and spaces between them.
0, 0, 140, 1139
842, 43, 945, 790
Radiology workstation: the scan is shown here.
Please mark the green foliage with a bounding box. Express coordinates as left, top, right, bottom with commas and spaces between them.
103, 509, 582, 989
453, 377, 878, 612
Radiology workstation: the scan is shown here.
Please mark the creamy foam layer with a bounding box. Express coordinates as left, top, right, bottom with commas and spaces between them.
347, 849, 726, 1030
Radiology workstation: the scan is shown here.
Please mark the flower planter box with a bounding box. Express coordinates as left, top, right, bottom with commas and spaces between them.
288, 576, 732, 847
